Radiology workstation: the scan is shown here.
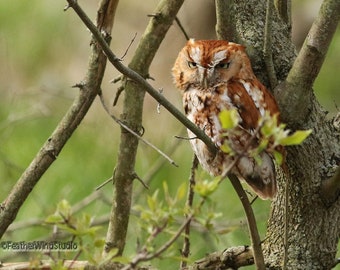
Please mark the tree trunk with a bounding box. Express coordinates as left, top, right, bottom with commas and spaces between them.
217, 0, 340, 269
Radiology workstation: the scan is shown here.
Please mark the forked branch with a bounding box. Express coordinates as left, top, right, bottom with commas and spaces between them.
276, 0, 340, 125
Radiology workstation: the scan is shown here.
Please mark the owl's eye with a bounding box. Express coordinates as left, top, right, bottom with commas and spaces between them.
187, 61, 197, 69
216, 61, 231, 69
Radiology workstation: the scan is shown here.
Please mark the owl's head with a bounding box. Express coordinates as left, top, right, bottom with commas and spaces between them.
172, 39, 255, 91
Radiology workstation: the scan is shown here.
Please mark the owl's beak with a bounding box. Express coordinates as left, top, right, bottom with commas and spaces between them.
201, 76, 209, 88
199, 68, 210, 88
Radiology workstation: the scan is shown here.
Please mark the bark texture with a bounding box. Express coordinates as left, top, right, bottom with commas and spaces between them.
218, 0, 339, 269
103, 0, 185, 255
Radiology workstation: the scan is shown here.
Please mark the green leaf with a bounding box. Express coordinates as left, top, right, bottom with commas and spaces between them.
56, 199, 72, 219
175, 183, 186, 201
147, 192, 157, 212
94, 238, 105, 248
220, 143, 233, 154
279, 129, 312, 145
45, 214, 63, 224
273, 150, 283, 165
194, 178, 220, 198
219, 109, 239, 129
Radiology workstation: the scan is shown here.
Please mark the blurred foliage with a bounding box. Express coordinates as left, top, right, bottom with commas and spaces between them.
0, 1, 339, 269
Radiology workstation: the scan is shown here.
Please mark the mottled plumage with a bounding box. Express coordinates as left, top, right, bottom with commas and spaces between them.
172, 39, 282, 199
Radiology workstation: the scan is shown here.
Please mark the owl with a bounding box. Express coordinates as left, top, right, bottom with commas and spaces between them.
172, 39, 282, 199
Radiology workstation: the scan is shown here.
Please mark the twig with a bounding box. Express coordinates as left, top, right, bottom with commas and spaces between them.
180, 155, 198, 269
119, 32, 137, 60
263, 0, 278, 89
175, 17, 190, 41
99, 93, 178, 167
65, 0, 217, 157
228, 175, 265, 270
122, 213, 194, 270
132, 172, 149, 190
134, 134, 184, 200
95, 177, 113, 191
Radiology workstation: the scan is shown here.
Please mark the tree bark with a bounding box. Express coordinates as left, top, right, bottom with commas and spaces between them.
103, 0, 185, 255
217, 0, 340, 269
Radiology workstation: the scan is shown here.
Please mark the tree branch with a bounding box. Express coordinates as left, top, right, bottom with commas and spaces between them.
215, 0, 239, 42
274, 0, 292, 31
228, 175, 265, 270
189, 246, 254, 270
0, 0, 118, 238
180, 155, 198, 269
263, 0, 278, 89
99, 0, 187, 256
276, 0, 340, 125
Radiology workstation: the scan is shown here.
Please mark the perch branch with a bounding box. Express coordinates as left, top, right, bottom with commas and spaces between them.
276, 0, 340, 125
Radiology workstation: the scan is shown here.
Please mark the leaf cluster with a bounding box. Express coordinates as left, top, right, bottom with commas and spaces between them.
218, 109, 312, 165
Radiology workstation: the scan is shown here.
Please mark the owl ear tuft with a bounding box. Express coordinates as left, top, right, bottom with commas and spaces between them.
189, 38, 196, 45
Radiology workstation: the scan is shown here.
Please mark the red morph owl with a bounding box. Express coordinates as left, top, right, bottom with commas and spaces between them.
172, 39, 282, 199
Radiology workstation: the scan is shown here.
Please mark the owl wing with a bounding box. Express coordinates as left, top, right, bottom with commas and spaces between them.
217, 80, 278, 199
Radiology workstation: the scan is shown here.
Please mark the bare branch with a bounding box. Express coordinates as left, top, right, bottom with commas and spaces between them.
180, 155, 199, 269
122, 214, 194, 270
189, 246, 254, 270
97, 0, 188, 256
228, 175, 265, 270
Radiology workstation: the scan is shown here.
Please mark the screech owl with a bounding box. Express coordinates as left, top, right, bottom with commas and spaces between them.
172, 39, 282, 199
